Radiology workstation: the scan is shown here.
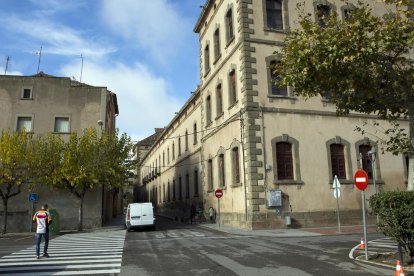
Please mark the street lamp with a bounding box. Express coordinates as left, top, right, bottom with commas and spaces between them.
97, 120, 103, 132
368, 148, 377, 194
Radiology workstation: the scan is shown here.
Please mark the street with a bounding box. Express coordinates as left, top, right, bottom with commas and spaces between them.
121, 217, 392, 276
0, 217, 396, 275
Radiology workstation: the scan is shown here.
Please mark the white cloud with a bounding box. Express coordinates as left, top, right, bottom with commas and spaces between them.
29, 0, 88, 15
101, 0, 192, 63
60, 61, 182, 142
0, 15, 115, 59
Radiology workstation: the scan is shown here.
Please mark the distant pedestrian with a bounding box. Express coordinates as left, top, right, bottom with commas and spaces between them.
208, 206, 215, 223
32, 204, 52, 259
190, 204, 196, 224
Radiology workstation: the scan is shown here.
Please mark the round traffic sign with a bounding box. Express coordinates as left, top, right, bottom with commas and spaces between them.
354, 169, 369, 191
215, 188, 223, 198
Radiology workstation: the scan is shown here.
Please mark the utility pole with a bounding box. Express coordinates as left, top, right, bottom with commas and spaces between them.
240, 110, 248, 221
36, 46, 42, 73
4, 56, 9, 75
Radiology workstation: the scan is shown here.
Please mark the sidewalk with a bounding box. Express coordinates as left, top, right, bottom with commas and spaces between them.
197, 222, 379, 237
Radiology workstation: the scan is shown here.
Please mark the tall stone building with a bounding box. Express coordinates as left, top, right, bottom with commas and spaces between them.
0, 72, 120, 232
137, 0, 407, 229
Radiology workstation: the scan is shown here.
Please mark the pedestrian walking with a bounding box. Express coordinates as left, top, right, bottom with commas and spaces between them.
32, 204, 52, 259
208, 206, 215, 223
190, 204, 196, 224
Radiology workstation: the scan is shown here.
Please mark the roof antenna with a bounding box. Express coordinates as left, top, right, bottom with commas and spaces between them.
79, 54, 84, 83
4, 56, 9, 75
35, 46, 42, 73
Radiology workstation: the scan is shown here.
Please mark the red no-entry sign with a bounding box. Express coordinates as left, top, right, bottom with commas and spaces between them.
354, 169, 369, 191
215, 188, 223, 198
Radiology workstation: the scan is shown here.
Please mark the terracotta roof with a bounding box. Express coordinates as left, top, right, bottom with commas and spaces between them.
137, 128, 165, 146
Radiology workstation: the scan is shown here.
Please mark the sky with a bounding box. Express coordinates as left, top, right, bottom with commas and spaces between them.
0, 0, 206, 142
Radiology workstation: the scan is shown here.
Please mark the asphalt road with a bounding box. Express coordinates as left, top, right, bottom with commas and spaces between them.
120, 217, 393, 276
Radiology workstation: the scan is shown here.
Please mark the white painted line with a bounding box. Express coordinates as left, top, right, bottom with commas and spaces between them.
0, 254, 122, 262
0, 263, 121, 272
0, 258, 122, 266
2, 269, 121, 276
13, 248, 124, 254
349, 244, 360, 259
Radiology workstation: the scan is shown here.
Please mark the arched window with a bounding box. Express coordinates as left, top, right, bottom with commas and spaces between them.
194, 170, 199, 196
216, 84, 223, 116
208, 159, 213, 190
229, 69, 237, 105
225, 8, 234, 43
359, 145, 373, 179
214, 28, 221, 61
218, 154, 226, 187
232, 147, 240, 184
330, 144, 346, 179
206, 96, 212, 125
204, 44, 210, 74
269, 60, 287, 96
276, 142, 293, 180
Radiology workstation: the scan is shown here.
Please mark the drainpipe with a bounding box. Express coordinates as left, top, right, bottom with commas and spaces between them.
261, 108, 268, 207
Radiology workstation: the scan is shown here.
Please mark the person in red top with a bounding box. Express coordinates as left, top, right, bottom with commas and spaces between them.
32, 204, 52, 259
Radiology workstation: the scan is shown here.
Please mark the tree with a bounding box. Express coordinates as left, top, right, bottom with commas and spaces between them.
55, 128, 135, 231
277, 0, 414, 189
370, 191, 414, 262
0, 130, 32, 234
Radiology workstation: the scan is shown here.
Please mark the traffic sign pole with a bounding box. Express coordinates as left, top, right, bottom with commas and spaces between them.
217, 197, 221, 228
362, 190, 368, 260
215, 189, 223, 228
354, 169, 369, 260
333, 176, 341, 233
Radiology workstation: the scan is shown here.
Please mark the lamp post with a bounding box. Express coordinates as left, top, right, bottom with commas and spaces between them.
368, 148, 377, 194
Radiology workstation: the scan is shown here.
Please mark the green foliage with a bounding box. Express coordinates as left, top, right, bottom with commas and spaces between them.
0, 129, 32, 234
277, 0, 414, 154
370, 191, 414, 260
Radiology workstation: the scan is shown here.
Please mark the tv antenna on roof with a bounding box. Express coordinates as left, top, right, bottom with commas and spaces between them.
79, 54, 84, 83
4, 56, 10, 75
35, 46, 42, 73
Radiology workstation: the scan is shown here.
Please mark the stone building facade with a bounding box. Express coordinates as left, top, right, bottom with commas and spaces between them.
137, 0, 407, 229
0, 72, 120, 232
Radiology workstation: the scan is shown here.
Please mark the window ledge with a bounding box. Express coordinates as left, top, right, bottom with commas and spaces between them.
273, 180, 303, 185
207, 189, 214, 193
264, 27, 286, 33
321, 98, 332, 103
268, 95, 296, 100
206, 122, 212, 128
225, 36, 235, 48
213, 54, 222, 65
53, 132, 71, 134
20, 98, 33, 100
231, 183, 242, 188
215, 112, 224, 120
228, 100, 238, 110
204, 68, 211, 77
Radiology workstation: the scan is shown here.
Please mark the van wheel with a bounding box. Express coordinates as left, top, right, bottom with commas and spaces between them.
127, 227, 131, 232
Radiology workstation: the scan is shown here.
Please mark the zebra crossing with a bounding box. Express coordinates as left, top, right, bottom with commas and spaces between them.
352, 237, 399, 258
0, 229, 126, 275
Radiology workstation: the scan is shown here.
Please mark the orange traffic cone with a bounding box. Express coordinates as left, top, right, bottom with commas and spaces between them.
359, 237, 365, 249
394, 260, 403, 276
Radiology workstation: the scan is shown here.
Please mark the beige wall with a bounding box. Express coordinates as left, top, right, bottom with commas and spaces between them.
0, 74, 119, 232
138, 0, 407, 229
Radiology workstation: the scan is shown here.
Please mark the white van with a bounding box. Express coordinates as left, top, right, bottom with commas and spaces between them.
125, 203, 155, 231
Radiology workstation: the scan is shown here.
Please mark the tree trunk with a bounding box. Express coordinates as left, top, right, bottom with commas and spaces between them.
1, 198, 7, 235
78, 193, 85, 231
408, 105, 414, 191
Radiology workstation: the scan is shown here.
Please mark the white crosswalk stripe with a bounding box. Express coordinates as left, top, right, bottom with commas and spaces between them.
0, 230, 126, 275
